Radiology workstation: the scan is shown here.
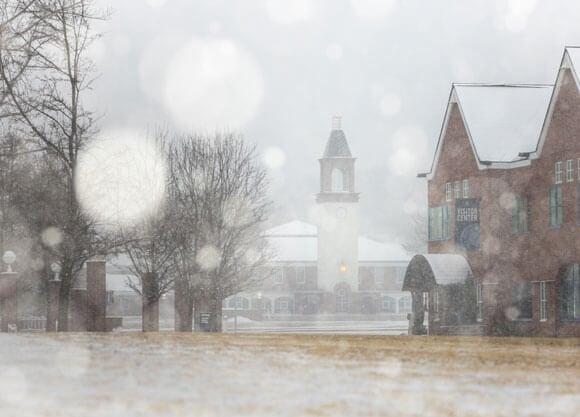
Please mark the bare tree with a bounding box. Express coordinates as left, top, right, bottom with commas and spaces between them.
403, 210, 428, 254
168, 133, 271, 332
122, 207, 179, 332
0, 0, 109, 330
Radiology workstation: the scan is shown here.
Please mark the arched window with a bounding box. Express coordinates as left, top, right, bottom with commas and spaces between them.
381, 296, 396, 313
331, 168, 345, 192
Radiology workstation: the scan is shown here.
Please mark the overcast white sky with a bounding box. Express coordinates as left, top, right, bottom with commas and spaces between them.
88, 0, 580, 245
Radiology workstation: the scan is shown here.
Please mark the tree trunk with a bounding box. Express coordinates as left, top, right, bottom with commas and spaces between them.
174, 278, 193, 331
57, 278, 71, 332
141, 272, 160, 332
142, 296, 159, 332
209, 297, 223, 332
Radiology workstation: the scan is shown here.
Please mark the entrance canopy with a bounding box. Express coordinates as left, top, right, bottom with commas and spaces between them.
403, 254, 472, 292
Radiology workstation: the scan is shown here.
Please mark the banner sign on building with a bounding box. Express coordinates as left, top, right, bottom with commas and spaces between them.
455, 198, 480, 251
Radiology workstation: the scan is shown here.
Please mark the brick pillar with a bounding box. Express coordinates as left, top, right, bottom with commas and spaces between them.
0, 272, 18, 332
86, 260, 106, 332
46, 279, 61, 332
70, 289, 88, 331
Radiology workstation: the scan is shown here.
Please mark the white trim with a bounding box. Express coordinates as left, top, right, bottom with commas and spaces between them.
425, 85, 539, 180
533, 49, 577, 159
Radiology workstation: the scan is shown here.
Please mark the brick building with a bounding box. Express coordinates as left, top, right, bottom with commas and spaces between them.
224, 117, 411, 320
405, 47, 580, 337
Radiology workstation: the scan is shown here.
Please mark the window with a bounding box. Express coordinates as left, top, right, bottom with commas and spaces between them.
428, 205, 451, 241
476, 284, 483, 322
555, 161, 563, 184
374, 267, 384, 285
336, 286, 349, 313
567, 159, 574, 182
381, 296, 396, 313
274, 268, 284, 284
106, 291, 115, 306
331, 168, 345, 192
577, 184, 580, 225
540, 281, 548, 321
463, 179, 469, 198
549, 186, 563, 227
295, 266, 306, 284
454, 181, 460, 199
512, 282, 532, 320
398, 295, 412, 313
274, 297, 293, 314
445, 182, 452, 202
561, 264, 580, 320
228, 296, 249, 309
395, 267, 406, 284
432, 289, 440, 321
512, 196, 530, 234
577, 158, 580, 180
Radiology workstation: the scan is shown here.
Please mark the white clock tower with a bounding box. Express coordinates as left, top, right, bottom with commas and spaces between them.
316, 116, 359, 294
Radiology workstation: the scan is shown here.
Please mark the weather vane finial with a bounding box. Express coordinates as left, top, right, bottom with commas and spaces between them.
332, 114, 342, 130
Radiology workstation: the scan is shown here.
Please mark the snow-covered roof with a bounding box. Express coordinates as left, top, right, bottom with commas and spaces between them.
265, 220, 317, 237
421, 254, 472, 285
423, 47, 580, 179
454, 84, 552, 162
403, 254, 472, 291
358, 237, 410, 263
267, 235, 318, 262
266, 221, 409, 264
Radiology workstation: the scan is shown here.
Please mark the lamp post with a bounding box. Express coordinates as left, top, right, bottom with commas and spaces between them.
46, 262, 62, 332
1, 251, 18, 332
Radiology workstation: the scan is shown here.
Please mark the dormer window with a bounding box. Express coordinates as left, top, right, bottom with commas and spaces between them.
331, 168, 345, 192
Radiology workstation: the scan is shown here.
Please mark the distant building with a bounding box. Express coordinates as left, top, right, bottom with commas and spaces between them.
406, 47, 580, 337
225, 117, 411, 320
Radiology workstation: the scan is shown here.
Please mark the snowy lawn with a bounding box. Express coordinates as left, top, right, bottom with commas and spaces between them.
0, 333, 578, 417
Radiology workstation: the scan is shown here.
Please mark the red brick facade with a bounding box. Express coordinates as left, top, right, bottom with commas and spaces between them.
424, 50, 580, 337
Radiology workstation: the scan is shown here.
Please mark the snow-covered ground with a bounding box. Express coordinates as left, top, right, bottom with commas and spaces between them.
0, 333, 578, 417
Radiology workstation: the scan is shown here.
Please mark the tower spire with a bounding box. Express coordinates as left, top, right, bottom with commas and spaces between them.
332, 114, 342, 130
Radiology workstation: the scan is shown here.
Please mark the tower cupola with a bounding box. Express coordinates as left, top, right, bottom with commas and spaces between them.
317, 115, 359, 202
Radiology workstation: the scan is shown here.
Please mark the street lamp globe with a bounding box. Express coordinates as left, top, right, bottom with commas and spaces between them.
50, 262, 62, 281
2, 251, 16, 273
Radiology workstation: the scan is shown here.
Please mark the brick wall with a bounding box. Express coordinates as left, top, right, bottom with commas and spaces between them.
427, 69, 580, 337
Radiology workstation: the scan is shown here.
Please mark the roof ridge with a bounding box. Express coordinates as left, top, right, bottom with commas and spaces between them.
453, 83, 553, 88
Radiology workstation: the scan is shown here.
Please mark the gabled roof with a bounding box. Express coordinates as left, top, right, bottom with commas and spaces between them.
564, 46, 580, 86
454, 84, 552, 162
534, 47, 580, 158
424, 83, 552, 179
423, 47, 580, 180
